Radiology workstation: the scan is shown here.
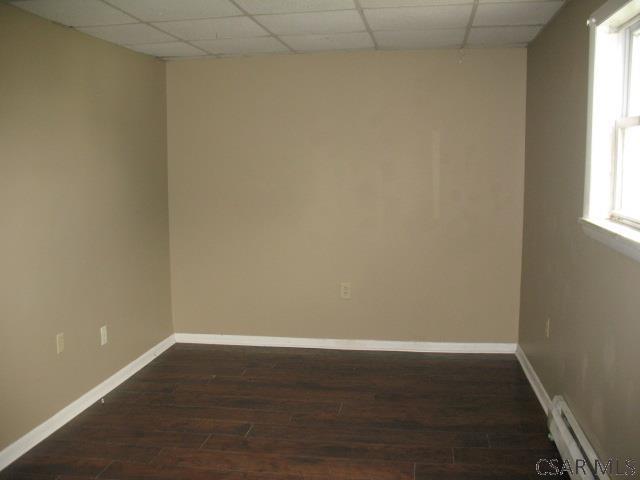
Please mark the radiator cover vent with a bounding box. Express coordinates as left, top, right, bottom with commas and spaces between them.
548, 396, 610, 480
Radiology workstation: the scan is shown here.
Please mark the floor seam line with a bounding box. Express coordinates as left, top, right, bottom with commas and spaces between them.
95, 459, 114, 479
198, 433, 212, 449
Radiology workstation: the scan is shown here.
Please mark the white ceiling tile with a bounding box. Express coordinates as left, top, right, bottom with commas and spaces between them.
193, 37, 289, 55
106, 0, 241, 22
256, 10, 364, 35
474, 1, 563, 26
375, 28, 465, 48
128, 41, 207, 57
361, 0, 472, 6
235, 0, 355, 15
365, 5, 473, 31
10, 0, 135, 27
467, 26, 541, 46
153, 17, 267, 41
78, 23, 174, 45
282, 32, 373, 52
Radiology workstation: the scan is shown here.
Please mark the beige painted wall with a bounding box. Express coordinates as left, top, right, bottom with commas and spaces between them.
520, 0, 640, 459
0, 4, 173, 450
167, 49, 527, 342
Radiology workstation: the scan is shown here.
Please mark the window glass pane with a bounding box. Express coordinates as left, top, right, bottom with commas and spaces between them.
618, 124, 640, 222
629, 28, 640, 116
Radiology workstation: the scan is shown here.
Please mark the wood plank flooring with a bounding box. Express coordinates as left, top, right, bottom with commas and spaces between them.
0, 344, 565, 479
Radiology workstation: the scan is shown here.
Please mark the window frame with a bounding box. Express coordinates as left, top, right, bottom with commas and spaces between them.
582, 0, 640, 262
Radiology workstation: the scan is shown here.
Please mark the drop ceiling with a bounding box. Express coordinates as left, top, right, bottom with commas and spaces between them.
8, 0, 565, 60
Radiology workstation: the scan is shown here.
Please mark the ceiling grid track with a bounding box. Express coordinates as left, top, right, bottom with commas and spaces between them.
226, 0, 298, 54
98, 0, 210, 56
353, 0, 378, 50
462, 0, 480, 50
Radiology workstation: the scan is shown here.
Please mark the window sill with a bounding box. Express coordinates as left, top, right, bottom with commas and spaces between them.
579, 217, 640, 263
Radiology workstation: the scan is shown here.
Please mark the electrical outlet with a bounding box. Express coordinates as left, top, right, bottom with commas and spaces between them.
100, 325, 108, 346
340, 282, 352, 299
56, 333, 64, 354
545, 318, 551, 339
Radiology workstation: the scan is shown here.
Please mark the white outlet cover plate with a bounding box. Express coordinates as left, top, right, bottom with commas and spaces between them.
340, 282, 352, 299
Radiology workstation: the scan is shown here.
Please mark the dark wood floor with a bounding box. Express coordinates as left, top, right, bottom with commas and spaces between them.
1, 344, 565, 480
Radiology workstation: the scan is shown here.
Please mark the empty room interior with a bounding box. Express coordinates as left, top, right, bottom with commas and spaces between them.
1, 0, 639, 478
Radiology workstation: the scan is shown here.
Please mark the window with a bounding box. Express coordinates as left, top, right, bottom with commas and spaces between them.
583, 0, 640, 261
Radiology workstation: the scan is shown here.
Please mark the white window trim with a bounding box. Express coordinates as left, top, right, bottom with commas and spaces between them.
583, 0, 640, 263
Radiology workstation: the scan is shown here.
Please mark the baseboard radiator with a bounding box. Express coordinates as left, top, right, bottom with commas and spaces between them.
548, 396, 611, 480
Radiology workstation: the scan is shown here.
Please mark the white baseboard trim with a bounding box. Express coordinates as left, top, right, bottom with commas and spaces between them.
174, 333, 517, 354
0, 334, 176, 471
515, 345, 552, 414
